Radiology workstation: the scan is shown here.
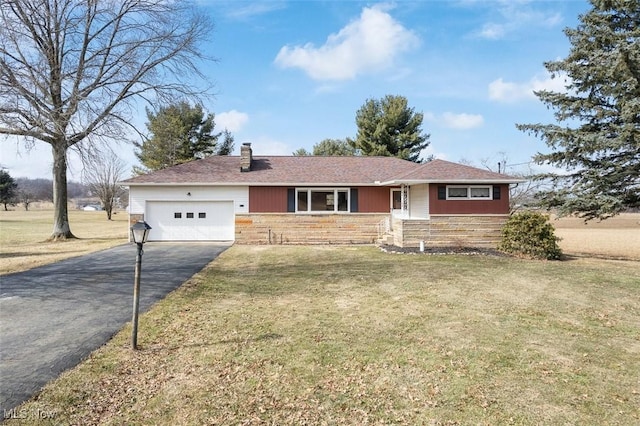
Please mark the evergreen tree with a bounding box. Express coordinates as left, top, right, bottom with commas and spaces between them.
216, 129, 235, 155
0, 169, 17, 210
350, 95, 430, 163
517, 0, 640, 220
312, 139, 356, 156
292, 148, 311, 156
134, 102, 219, 174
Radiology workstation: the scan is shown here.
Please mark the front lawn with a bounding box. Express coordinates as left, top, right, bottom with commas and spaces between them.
7, 246, 640, 425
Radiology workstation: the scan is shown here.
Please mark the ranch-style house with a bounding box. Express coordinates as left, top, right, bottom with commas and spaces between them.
122, 143, 524, 248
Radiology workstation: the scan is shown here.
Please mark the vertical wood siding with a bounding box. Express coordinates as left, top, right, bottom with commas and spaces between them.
356, 187, 392, 213
249, 187, 289, 213
428, 183, 510, 214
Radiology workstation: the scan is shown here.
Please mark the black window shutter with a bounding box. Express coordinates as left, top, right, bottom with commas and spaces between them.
437, 185, 446, 200
287, 188, 295, 212
493, 185, 501, 200
350, 188, 358, 212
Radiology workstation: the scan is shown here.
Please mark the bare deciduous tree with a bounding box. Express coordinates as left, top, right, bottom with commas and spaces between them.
479, 153, 548, 212
0, 0, 212, 239
83, 150, 126, 220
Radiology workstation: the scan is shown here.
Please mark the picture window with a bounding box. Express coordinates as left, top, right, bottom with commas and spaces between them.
295, 188, 350, 213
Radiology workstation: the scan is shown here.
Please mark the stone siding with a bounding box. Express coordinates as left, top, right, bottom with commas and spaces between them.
235, 213, 388, 244
390, 215, 508, 248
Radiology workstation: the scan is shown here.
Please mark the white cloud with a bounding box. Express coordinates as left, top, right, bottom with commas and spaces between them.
441, 112, 484, 129
425, 112, 484, 130
249, 136, 291, 155
202, 1, 286, 20
488, 71, 570, 103
215, 110, 249, 133
479, 23, 506, 40
226, 2, 286, 20
474, 2, 564, 40
274, 4, 419, 81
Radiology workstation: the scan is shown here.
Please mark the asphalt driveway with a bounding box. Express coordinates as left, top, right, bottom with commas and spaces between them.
0, 242, 229, 413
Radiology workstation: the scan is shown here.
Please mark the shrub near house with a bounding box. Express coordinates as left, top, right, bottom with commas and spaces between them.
498, 212, 562, 260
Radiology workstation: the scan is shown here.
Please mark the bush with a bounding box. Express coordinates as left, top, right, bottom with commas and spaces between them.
498, 211, 562, 260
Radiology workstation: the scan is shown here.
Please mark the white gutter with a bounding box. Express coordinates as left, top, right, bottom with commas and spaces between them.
377, 178, 527, 185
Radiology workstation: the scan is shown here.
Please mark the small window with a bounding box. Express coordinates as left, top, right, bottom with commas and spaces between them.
446, 185, 492, 200
447, 187, 468, 198
392, 190, 402, 209
174, 212, 182, 219
198, 212, 206, 219
186, 212, 194, 218
470, 187, 490, 198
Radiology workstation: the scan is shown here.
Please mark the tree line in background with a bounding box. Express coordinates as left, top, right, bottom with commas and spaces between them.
0, 169, 93, 211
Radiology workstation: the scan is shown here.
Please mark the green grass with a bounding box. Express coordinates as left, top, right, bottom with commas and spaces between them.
7, 246, 640, 425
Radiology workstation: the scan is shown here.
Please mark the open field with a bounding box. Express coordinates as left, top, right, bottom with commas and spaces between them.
552, 213, 640, 260
1, 208, 637, 275
0, 208, 129, 275
5, 245, 639, 425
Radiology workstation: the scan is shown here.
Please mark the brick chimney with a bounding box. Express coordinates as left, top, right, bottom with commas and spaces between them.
240, 142, 252, 172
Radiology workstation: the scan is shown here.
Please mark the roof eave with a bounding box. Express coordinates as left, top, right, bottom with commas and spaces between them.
377, 178, 527, 185
121, 181, 385, 187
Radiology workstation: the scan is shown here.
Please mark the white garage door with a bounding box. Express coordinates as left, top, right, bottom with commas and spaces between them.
146, 201, 235, 241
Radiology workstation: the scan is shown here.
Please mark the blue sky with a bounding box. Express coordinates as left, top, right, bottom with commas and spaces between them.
2, 0, 591, 180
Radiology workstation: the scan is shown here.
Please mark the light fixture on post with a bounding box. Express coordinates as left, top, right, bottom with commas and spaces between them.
130, 220, 151, 350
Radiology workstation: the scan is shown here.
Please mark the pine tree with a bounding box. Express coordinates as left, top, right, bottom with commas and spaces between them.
517, 0, 640, 220
350, 95, 430, 163
134, 102, 219, 174
312, 139, 355, 156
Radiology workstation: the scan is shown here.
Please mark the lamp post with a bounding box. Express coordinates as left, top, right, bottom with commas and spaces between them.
130, 220, 151, 350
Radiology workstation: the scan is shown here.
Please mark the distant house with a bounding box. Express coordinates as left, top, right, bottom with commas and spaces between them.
121, 143, 523, 247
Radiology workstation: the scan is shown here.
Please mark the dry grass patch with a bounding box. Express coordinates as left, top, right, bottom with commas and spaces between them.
7, 246, 639, 425
553, 213, 640, 260
0, 208, 128, 274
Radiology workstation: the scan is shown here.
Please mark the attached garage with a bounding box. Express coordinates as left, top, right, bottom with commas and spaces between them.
145, 200, 235, 241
